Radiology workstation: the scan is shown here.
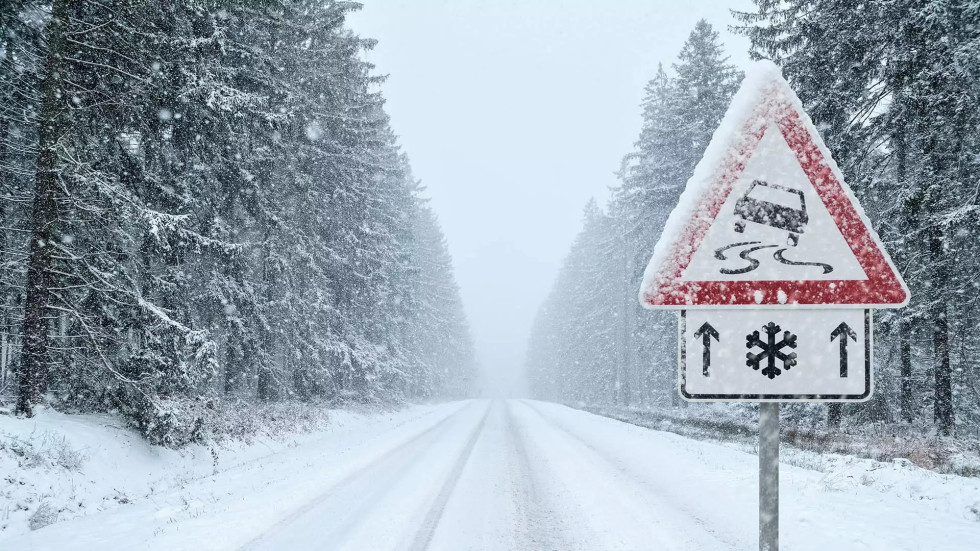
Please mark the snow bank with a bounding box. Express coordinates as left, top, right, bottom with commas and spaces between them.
533, 401, 980, 550
0, 402, 459, 540
3, 400, 979, 550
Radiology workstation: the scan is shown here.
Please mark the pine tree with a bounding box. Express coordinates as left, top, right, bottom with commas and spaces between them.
673, 20, 742, 160
3, 0, 476, 443
616, 21, 740, 407
526, 21, 742, 411
734, 0, 980, 434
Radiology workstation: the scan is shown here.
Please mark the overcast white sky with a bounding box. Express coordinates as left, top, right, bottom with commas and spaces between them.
347, 0, 753, 395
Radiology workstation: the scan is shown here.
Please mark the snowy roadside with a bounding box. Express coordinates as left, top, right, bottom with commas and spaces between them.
577, 402, 980, 519
2, 399, 979, 550
0, 401, 465, 541
579, 402, 980, 473
527, 401, 980, 550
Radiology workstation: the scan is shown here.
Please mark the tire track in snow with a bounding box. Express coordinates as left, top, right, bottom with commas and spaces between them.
518, 400, 741, 550
240, 401, 481, 551
504, 400, 573, 551
406, 404, 490, 551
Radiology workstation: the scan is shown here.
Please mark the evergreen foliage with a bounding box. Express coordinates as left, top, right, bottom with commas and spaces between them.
0, 0, 476, 445
527, 21, 741, 409
732, 0, 980, 434
526, 12, 980, 437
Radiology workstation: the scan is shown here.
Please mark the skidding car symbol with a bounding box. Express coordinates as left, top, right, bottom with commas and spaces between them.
733, 180, 808, 246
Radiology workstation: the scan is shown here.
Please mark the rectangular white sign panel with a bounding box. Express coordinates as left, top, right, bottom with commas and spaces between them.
680, 309, 870, 401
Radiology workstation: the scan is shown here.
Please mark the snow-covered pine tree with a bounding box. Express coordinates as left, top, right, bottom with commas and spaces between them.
616, 22, 740, 407
4, 0, 476, 444
12, 1, 221, 442
611, 65, 686, 407
527, 21, 742, 411
673, 20, 742, 161
734, 0, 980, 435
406, 201, 478, 399
525, 201, 621, 404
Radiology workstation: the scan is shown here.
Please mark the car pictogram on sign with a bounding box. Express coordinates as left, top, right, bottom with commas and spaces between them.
733, 180, 808, 246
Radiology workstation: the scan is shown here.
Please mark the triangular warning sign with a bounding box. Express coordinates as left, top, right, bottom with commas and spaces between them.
639, 61, 908, 309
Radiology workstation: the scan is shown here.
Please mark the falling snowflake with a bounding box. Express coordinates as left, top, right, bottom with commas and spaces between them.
305, 122, 324, 141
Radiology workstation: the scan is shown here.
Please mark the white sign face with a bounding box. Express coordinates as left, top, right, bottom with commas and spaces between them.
682, 124, 868, 282
680, 309, 870, 401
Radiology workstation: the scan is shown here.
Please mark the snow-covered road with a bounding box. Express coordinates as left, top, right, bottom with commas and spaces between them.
6, 399, 979, 550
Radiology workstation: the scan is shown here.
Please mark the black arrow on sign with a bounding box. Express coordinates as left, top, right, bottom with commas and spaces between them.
694, 322, 720, 377
830, 322, 857, 377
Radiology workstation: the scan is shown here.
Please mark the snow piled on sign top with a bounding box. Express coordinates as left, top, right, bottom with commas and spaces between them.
641, 60, 786, 289
637, 60, 908, 308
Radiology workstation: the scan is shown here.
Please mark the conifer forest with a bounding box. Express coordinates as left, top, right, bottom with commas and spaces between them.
0, 1, 476, 445
526, 5, 980, 438
4, 1, 980, 549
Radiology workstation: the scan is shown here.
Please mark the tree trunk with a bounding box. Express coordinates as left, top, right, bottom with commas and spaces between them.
618, 235, 631, 406
0, 117, 8, 392
826, 403, 843, 429
929, 226, 953, 435
224, 322, 242, 394
899, 317, 914, 423
894, 122, 916, 425
257, 238, 276, 401
18, 0, 69, 416
933, 308, 953, 435
256, 330, 274, 400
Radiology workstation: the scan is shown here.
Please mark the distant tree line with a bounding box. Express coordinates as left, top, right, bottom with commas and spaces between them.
0, 0, 476, 445
526, 8, 980, 436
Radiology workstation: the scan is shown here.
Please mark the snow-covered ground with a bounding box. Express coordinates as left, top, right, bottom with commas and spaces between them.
0, 402, 464, 544
3, 400, 980, 550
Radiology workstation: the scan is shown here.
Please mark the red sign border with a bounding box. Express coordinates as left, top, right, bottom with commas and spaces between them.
641, 82, 908, 308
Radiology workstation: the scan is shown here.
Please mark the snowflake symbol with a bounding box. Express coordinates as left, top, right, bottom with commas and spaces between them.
746, 322, 798, 379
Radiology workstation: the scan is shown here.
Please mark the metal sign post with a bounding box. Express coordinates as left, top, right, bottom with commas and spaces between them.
637, 61, 909, 551
759, 403, 779, 551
